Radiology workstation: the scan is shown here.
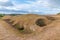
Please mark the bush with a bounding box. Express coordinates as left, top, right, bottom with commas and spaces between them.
13, 23, 25, 33
36, 19, 46, 27
46, 16, 55, 21
0, 14, 5, 17
57, 13, 60, 15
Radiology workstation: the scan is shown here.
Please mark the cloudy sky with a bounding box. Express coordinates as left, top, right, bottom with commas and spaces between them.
0, 0, 60, 14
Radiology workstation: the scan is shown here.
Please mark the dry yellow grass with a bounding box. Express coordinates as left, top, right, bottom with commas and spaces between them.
0, 14, 60, 40
2, 14, 51, 33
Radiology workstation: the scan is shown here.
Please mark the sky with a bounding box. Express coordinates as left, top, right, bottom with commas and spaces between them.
0, 0, 60, 14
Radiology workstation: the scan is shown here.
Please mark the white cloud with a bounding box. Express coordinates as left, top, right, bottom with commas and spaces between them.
28, 10, 40, 13
0, 0, 50, 11
0, 0, 60, 14
11, 0, 50, 10
4, 6, 18, 10
0, 0, 8, 2
33, 10, 40, 12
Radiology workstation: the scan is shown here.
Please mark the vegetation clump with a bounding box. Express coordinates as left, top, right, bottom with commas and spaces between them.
14, 24, 24, 32
46, 16, 55, 21
57, 13, 60, 15
36, 19, 46, 27
0, 14, 5, 17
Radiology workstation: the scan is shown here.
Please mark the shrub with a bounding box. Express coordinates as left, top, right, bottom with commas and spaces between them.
0, 14, 5, 17
46, 16, 55, 21
36, 19, 46, 27
57, 13, 60, 15
13, 23, 27, 34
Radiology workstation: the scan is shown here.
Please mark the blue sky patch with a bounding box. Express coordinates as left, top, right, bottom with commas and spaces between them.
0, 0, 60, 15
